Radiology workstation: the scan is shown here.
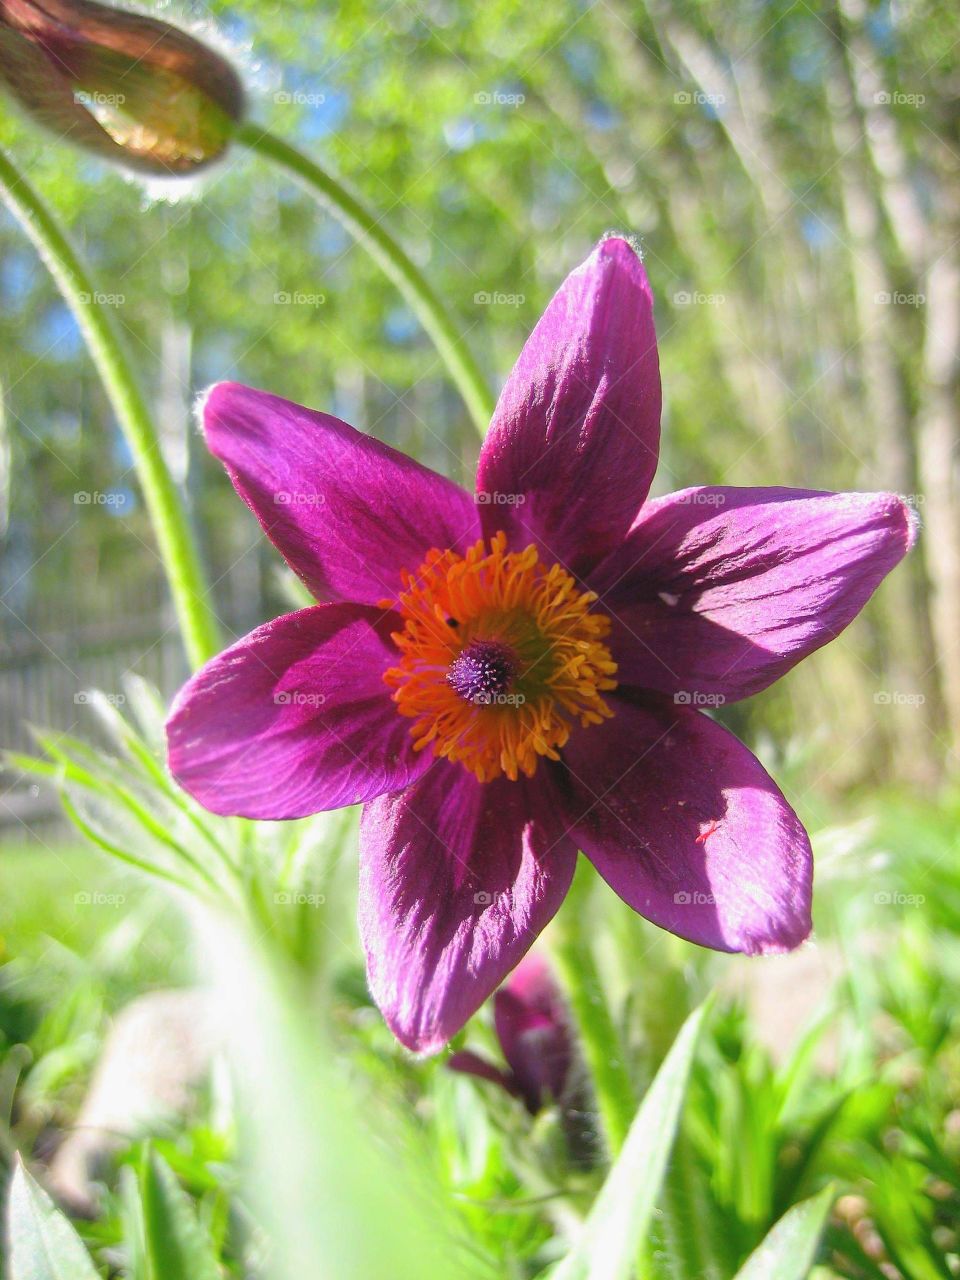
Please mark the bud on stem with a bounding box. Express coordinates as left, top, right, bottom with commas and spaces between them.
0, 0, 244, 174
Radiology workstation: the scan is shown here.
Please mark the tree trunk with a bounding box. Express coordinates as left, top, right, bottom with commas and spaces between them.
917, 246, 960, 769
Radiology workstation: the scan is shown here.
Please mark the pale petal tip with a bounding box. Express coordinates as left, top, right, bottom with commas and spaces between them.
195, 379, 245, 438
193, 383, 217, 431
740, 910, 813, 957
394, 1025, 445, 1057
869, 491, 921, 559
894, 493, 922, 552
378, 998, 452, 1056
832, 490, 920, 558
598, 231, 645, 262
584, 234, 653, 303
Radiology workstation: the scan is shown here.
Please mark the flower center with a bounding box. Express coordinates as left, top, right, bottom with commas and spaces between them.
447, 640, 518, 705
381, 531, 618, 782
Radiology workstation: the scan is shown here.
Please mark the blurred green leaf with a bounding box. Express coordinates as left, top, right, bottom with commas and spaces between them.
648, 1130, 734, 1280
139, 1147, 220, 1280
733, 1186, 834, 1280
202, 910, 491, 1280
550, 1000, 710, 1280
6, 1158, 100, 1280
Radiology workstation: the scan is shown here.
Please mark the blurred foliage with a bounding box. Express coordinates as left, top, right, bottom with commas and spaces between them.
3, 775, 960, 1275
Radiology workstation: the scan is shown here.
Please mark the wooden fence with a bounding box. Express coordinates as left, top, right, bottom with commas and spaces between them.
0, 594, 212, 834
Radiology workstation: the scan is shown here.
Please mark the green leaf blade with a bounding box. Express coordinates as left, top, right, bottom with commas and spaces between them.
733, 1186, 836, 1280
552, 999, 711, 1280
7, 1159, 100, 1280
139, 1148, 221, 1280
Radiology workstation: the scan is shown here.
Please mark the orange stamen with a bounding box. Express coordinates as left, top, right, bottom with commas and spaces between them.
381, 532, 618, 782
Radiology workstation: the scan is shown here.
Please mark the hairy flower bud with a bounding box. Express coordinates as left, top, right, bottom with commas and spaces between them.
448, 954, 573, 1113
0, 0, 244, 174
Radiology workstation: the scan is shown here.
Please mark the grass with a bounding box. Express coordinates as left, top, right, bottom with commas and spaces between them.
1, 784, 958, 1278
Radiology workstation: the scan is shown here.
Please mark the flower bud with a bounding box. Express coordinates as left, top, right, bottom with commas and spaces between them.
492, 953, 572, 1113
0, 0, 244, 174
448, 953, 573, 1114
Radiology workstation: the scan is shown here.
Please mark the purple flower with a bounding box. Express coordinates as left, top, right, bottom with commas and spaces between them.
448, 953, 572, 1114
167, 237, 915, 1054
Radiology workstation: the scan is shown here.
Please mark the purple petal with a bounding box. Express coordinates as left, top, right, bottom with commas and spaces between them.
359, 764, 577, 1053
475, 238, 661, 576
590, 488, 917, 701
167, 604, 428, 819
560, 691, 812, 954
202, 382, 479, 604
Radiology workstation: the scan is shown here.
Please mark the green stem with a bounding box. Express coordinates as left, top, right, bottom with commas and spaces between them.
0, 147, 219, 670
235, 122, 495, 438
550, 859, 636, 1158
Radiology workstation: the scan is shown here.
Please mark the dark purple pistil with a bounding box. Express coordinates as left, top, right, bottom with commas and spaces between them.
447, 640, 517, 706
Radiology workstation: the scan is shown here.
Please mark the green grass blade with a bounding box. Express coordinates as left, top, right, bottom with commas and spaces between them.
6, 1159, 100, 1280
733, 1186, 835, 1280
551, 1000, 711, 1280
202, 911, 492, 1280
650, 1130, 732, 1280
59, 793, 199, 895
139, 1147, 220, 1280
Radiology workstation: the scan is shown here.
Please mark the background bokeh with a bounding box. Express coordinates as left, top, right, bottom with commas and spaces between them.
3, 0, 957, 799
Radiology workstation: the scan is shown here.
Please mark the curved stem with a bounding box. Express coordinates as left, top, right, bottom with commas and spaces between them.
0, 147, 219, 669
550, 859, 637, 1157
235, 122, 495, 439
